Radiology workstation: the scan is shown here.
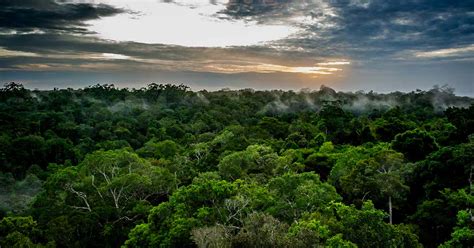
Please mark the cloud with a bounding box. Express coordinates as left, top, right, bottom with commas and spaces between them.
0, 30, 350, 77
202, 62, 343, 75
317, 61, 351, 66
319, 0, 474, 59
219, 0, 474, 62
0, 0, 473, 93
4, 0, 470, 65
222, 0, 292, 19
96, 53, 131, 60
0, 48, 39, 58
0, 0, 124, 34
86, 2, 297, 47
218, 0, 336, 27
414, 45, 474, 58
2, 0, 473, 64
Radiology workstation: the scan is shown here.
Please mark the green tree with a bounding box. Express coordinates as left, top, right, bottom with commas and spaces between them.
267, 172, 341, 221
136, 139, 181, 159
232, 212, 289, 248
218, 145, 285, 181
0, 216, 53, 247
34, 149, 177, 247
124, 173, 237, 247
331, 144, 409, 223
439, 210, 474, 248
392, 129, 439, 161
326, 201, 421, 248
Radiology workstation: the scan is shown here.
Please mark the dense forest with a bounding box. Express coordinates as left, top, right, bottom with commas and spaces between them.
0, 82, 473, 248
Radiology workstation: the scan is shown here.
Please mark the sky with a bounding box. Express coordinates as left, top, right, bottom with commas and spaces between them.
0, 0, 473, 95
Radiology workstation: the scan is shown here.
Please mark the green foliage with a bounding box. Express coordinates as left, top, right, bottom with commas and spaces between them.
0, 216, 54, 247
392, 129, 439, 161
326, 234, 358, 248
124, 174, 237, 247
445, 105, 474, 142
439, 210, 474, 248
218, 144, 285, 181
324, 201, 421, 248
330, 144, 409, 207
267, 172, 342, 221
372, 108, 417, 142
1, 83, 473, 247
32, 149, 178, 247
287, 216, 332, 247
232, 212, 289, 248
137, 139, 180, 159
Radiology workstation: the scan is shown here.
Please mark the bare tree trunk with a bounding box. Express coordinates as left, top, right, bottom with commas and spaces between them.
389, 196, 393, 225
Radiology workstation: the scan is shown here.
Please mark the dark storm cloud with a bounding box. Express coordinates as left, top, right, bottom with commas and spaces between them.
0, 0, 124, 33
218, 0, 474, 60
222, 0, 292, 19
217, 0, 326, 25
332, 0, 473, 60
0, 33, 195, 60
327, 0, 474, 49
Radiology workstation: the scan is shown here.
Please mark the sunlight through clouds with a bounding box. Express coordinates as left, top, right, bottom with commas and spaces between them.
414, 45, 474, 58
2, 0, 472, 94
86, 0, 298, 47
203, 63, 343, 75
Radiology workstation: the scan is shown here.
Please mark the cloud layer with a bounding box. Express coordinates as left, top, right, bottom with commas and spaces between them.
0, 0, 472, 94
0, 0, 124, 33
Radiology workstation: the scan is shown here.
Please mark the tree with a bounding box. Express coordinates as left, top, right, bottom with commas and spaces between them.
191, 225, 231, 248
137, 139, 181, 159
439, 210, 474, 248
232, 212, 289, 248
318, 104, 353, 144
372, 107, 416, 142
76, 149, 177, 210
0, 216, 53, 247
331, 144, 409, 223
325, 201, 421, 248
0, 84, 472, 247
286, 216, 332, 247
0, 82, 29, 99
34, 149, 178, 247
124, 173, 237, 247
410, 188, 474, 246
392, 129, 439, 161
445, 105, 474, 142
258, 117, 289, 139
8, 135, 47, 176
218, 145, 285, 181
304, 142, 337, 180
410, 141, 474, 200
267, 172, 341, 221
